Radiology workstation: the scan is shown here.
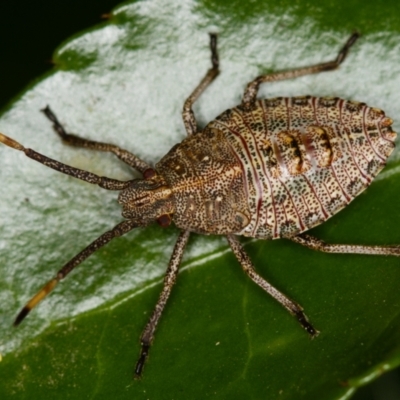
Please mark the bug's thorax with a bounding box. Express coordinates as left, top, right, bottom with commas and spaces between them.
156, 128, 252, 235
118, 176, 174, 225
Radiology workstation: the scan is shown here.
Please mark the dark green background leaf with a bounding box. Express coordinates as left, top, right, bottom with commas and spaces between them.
1, 1, 400, 399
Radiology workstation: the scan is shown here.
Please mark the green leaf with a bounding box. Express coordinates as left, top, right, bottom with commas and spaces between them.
1, 0, 400, 398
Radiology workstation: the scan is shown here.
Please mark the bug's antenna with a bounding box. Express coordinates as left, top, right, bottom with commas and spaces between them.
0, 132, 131, 191
13, 219, 137, 326
14, 279, 59, 326
0, 132, 24, 151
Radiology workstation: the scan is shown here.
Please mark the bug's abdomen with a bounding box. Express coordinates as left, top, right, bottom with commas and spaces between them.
209, 96, 396, 239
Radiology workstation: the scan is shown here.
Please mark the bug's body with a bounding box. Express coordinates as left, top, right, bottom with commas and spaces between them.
135, 96, 395, 238
2, 32, 400, 378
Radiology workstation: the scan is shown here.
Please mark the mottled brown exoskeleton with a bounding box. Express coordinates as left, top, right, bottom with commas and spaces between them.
1, 32, 399, 377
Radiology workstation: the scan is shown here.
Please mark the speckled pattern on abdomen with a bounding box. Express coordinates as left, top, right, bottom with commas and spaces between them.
210, 96, 396, 239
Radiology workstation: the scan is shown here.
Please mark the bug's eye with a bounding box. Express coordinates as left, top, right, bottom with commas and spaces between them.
143, 168, 156, 180
157, 214, 172, 227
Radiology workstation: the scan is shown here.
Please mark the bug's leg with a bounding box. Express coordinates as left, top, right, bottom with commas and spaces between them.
135, 229, 190, 378
290, 233, 400, 256
0, 132, 132, 190
182, 33, 220, 136
42, 106, 151, 174
14, 219, 137, 326
226, 235, 318, 337
242, 32, 360, 108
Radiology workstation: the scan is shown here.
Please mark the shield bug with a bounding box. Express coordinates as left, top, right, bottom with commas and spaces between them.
0, 32, 398, 377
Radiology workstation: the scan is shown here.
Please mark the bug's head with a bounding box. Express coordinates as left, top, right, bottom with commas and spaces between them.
118, 169, 174, 226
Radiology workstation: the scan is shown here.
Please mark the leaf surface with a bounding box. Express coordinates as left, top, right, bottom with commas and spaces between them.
1, 0, 400, 398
